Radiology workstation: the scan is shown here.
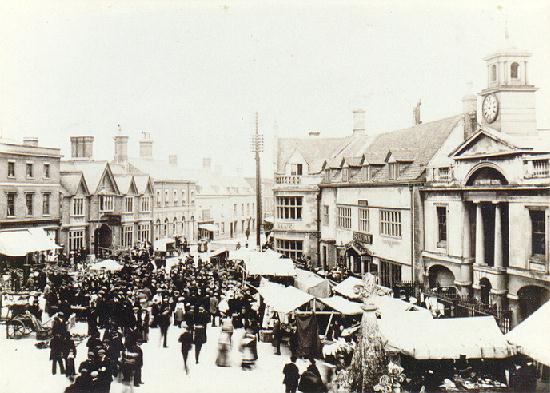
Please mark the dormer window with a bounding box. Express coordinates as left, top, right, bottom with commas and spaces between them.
342, 168, 349, 182
290, 164, 303, 176
437, 167, 450, 181
362, 165, 370, 181
511, 62, 519, 79
389, 163, 398, 180
491, 64, 497, 82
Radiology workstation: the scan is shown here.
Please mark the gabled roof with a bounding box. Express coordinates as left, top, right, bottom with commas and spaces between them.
60, 172, 90, 196
113, 175, 138, 195
134, 175, 153, 195
276, 135, 350, 173
60, 161, 119, 194
344, 156, 364, 167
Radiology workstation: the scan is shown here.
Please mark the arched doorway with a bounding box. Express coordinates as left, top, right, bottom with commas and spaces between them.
479, 278, 492, 305
518, 285, 549, 322
94, 224, 112, 256
428, 265, 455, 289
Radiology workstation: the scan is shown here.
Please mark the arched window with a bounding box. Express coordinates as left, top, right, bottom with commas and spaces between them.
491, 64, 497, 81
511, 62, 519, 79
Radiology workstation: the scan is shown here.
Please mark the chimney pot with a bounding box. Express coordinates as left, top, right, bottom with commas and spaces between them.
113, 131, 129, 164
352, 109, 366, 135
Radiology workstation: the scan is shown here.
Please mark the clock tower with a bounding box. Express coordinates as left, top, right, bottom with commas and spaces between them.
479, 47, 537, 136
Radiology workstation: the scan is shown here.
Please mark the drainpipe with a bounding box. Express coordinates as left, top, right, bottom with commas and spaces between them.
410, 185, 416, 283
316, 189, 321, 269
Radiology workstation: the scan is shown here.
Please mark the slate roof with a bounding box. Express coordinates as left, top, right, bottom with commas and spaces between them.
133, 175, 152, 195
276, 136, 351, 174
113, 175, 133, 195
59, 173, 84, 196
61, 161, 111, 193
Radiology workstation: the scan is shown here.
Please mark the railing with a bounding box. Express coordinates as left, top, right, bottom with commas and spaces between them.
394, 282, 513, 333
275, 175, 301, 185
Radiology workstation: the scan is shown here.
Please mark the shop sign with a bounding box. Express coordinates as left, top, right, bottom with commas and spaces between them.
353, 231, 372, 244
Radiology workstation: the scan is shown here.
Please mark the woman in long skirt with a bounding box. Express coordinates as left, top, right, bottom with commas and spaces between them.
215, 331, 231, 367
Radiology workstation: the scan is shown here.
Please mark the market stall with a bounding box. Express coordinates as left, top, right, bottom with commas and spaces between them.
377, 315, 515, 360
294, 268, 331, 298
318, 295, 363, 316
332, 276, 392, 300
506, 300, 550, 367
244, 254, 296, 277
89, 259, 122, 272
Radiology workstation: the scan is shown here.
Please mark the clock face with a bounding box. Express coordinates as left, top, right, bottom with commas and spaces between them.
482, 94, 499, 124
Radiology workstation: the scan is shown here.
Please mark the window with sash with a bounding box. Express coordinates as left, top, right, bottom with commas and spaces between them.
380, 209, 402, 238
276, 196, 303, 220
337, 206, 351, 229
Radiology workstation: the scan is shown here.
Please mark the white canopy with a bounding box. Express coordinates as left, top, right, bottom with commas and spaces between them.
378, 315, 515, 359
319, 296, 363, 315
245, 254, 296, 277
506, 300, 550, 366
258, 279, 313, 313
228, 248, 251, 262
154, 237, 175, 252
0, 228, 61, 256
198, 224, 219, 232
373, 295, 433, 319
332, 276, 365, 299
211, 247, 228, 257
89, 259, 122, 272
294, 268, 331, 298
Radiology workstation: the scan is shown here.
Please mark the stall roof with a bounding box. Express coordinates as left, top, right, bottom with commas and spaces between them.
245, 254, 296, 276
506, 300, 550, 367
228, 248, 251, 261
333, 276, 393, 299
198, 224, 219, 232
258, 279, 313, 313
0, 228, 61, 256
294, 268, 331, 298
211, 247, 228, 257
378, 316, 515, 360
319, 296, 363, 315
373, 295, 433, 319
89, 259, 122, 272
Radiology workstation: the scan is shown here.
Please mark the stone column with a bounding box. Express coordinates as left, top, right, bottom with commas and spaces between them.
475, 203, 485, 265
494, 203, 503, 269
459, 204, 473, 297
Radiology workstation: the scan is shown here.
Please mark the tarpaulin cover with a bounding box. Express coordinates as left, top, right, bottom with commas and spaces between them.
0, 228, 61, 256
257, 279, 313, 313
89, 259, 122, 272
332, 276, 365, 299
245, 254, 295, 276
296, 313, 322, 358
211, 247, 228, 257
378, 315, 515, 360
294, 268, 331, 298
506, 300, 550, 366
228, 248, 251, 262
373, 295, 433, 319
318, 296, 363, 315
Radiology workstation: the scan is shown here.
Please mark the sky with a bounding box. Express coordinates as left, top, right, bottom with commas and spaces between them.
1, 0, 549, 177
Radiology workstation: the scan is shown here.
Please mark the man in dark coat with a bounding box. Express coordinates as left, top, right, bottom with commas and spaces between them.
178, 325, 193, 374
283, 356, 300, 393
50, 334, 65, 375
158, 309, 171, 348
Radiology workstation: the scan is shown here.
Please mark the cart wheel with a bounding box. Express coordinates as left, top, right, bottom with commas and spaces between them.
7, 319, 31, 339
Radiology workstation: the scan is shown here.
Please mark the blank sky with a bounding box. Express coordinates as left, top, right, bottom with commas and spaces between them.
1, 0, 549, 177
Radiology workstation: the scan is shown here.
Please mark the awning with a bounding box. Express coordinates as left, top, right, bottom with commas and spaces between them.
89, 259, 122, 272
333, 276, 392, 299
378, 315, 515, 359
198, 224, 219, 232
245, 253, 296, 276
0, 228, 61, 256
319, 296, 363, 315
211, 247, 229, 257
258, 279, 313, 313
506, 300, 550, 366
294, 268, 331, 298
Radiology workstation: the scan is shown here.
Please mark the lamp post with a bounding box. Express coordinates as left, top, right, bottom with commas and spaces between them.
250, 112, 263, 250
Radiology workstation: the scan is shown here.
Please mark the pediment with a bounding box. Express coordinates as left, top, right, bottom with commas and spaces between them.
451, 129, 523, 159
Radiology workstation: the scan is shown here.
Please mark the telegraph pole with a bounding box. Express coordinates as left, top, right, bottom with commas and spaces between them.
250, 112, 263, 249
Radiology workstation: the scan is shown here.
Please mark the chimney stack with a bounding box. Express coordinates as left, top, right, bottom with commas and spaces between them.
169, 154, 178, 166
352, 109, 366, 135
462, 94, 478, 139
139, 132, 153, 159
23, 137, 39, 147
202, 158, 212, 170
113, 125, 129, 164
308, 131, 320, 137
70, 136, 94, 160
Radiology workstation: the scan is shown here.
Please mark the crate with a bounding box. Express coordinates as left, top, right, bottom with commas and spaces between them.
259, 330, 273, 343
